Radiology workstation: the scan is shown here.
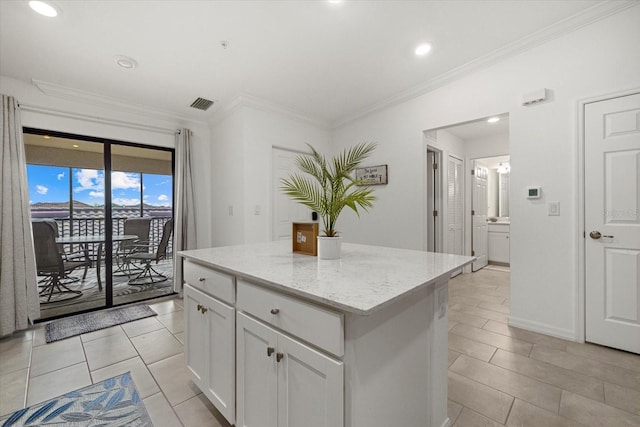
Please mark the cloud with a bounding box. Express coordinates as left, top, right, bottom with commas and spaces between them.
89, 191, 104, 198
57, 172, 65, 180
111, 172, 140, 191
112, 198, 140, 206
157, 194, 168, 202
75, 169, 102, 192
36, 185, 48, 195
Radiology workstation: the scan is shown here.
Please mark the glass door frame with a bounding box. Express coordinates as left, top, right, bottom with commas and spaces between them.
24, 127, 176, 320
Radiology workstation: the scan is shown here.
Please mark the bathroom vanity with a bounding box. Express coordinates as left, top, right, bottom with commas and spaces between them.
179, 241, 473, 427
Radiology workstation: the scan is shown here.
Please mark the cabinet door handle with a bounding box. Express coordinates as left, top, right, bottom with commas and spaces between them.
196, 304, 202, 312
270, 308, 280, 315
198, 277, 205, 282
276, 352, 284, 363
267, 346, 275, 357
201, 307, 208, 314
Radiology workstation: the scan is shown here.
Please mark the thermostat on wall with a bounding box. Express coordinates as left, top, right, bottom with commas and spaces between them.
527, 186, 542, 199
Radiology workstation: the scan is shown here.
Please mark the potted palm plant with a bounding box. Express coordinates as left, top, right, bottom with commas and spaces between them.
281, 142, 377, 259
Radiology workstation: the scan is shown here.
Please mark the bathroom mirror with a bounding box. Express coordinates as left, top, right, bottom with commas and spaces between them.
477, 155, 510, 220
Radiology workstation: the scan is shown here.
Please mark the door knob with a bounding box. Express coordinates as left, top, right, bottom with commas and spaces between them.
589, 231, 614, 239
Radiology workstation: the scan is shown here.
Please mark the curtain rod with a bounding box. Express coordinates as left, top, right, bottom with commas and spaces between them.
19, 103, 179, 135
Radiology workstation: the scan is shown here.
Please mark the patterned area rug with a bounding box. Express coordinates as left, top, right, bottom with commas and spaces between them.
45, 305, 157, 343
1, 372, 152, 426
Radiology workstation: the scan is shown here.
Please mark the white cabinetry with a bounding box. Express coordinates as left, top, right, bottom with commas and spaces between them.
183, 262, 236, 425
236, 282, 344, 427
488, 223, 510, 264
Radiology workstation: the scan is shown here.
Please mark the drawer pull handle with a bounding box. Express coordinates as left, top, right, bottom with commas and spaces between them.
267, 346, 275, 357
276, 352, 284, 363
270, 308, 280, 315
198, 277, 205, 282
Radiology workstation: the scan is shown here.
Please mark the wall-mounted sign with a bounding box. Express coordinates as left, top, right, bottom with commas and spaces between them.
356, 164, 388, 185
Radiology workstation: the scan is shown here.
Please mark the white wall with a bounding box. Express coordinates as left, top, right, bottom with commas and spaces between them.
210, 103, 331, 246
331, 6, 640, 340
0, 76, 212, 248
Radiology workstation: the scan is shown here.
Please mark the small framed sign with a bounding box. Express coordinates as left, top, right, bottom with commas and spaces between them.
292, 222, 318, 256
356, 164, 388, 185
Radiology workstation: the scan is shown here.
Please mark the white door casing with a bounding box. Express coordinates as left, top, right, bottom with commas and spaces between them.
272, 148, 314, 241
472, 161, 489, 271
448, 155, 464, 276
585, 93, 640, 354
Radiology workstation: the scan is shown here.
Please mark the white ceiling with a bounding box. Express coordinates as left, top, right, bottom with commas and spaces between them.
0, 0, 613, 127
441, 114, 509, 141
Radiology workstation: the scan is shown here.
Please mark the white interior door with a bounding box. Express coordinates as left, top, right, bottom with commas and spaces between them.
472, 161, 488, 271
585, 92, 640, 354
272, 148, 313, 241
448, 155, 464, 276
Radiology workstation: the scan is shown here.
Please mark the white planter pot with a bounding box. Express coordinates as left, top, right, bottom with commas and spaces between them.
317, 236, 342, 260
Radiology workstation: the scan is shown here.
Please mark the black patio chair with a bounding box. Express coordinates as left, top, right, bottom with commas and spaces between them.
32, 221, 91, 303
113, 217, 152, 276
126, 219, 173, 286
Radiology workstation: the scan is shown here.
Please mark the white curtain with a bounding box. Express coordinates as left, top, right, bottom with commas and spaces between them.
0, 95, 40, 336
173, 128, 197, 293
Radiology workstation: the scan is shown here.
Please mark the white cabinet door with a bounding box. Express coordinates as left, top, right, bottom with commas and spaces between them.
237, 312, 344, 427
488, 232, 509, 264
203, 291, 236, 424
277, 333, 343, 427
184, 285, 207, 389
184, 284, 236, 424
237, 313, 279, 427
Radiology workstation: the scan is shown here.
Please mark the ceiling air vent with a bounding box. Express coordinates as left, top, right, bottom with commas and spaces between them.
190, 97, 214, 111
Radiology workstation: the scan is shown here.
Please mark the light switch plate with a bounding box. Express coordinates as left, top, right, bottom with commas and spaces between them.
548, 201, 560, 216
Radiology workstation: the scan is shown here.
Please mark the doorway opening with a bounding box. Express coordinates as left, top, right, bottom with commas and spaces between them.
24, 128, 176, 321
423, 114, 510, 276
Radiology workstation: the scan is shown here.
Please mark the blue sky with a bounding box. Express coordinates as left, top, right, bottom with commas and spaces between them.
27, 165, 172, 207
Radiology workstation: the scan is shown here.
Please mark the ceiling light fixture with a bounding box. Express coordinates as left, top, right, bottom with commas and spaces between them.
72, 144, 79, 148
42, 135, 51, 140
29, 1, 59, 17
487, 117, 500, 123
115, 55, 138, 69
414, 43, 432, 57
497, 162, 511, 174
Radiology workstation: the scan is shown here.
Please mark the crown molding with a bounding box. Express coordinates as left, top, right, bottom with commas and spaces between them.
210, 92, 331, 130
332, 0, 638, 129
32, 79, 207, 128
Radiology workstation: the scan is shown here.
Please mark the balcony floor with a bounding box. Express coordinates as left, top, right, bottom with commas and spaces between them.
37, 260, 175, 320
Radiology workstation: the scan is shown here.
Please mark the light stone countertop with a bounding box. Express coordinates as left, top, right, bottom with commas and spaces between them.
178, 240, 474, 315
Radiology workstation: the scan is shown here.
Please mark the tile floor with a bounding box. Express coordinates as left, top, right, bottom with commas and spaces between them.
1, 269, 639, 427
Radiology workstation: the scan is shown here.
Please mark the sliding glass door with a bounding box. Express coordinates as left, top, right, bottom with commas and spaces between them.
24, 129, 175, 320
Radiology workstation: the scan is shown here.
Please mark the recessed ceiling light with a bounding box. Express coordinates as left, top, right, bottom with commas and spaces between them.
328, 0, 343, 3
42, 135, 51, 140
115, 55, 138, 69
29, 1, 59, 17
72, 144, 79, 148
414, 43, 432, 57
487, 117, 500, 123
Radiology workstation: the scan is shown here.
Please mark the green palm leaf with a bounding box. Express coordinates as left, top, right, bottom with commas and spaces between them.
281, 142, 377, 237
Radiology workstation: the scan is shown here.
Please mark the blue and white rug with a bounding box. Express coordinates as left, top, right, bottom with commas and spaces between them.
2, 372, 152, 426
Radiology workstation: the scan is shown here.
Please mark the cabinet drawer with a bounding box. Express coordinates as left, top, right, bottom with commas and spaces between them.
237, 280, 344, 357
184, 260, 235, 304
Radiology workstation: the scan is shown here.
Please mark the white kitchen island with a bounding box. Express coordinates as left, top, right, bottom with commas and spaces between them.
178, 241, 474, 427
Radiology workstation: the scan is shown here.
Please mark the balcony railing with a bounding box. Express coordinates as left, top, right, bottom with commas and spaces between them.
51, 216, 173, 261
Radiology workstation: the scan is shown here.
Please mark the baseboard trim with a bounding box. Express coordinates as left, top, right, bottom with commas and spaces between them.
508, 316, 578, 341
